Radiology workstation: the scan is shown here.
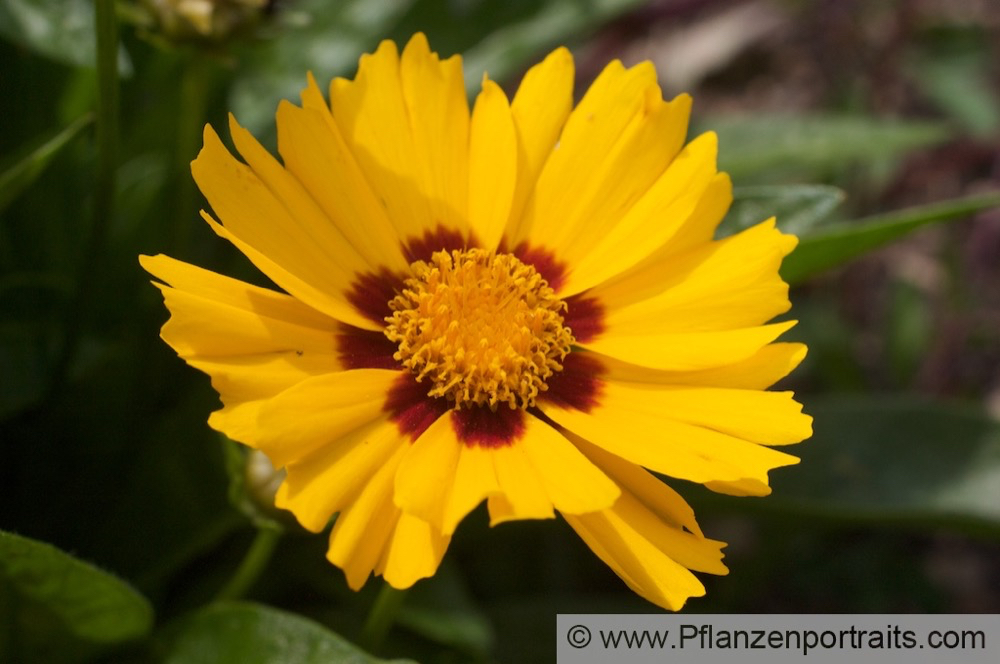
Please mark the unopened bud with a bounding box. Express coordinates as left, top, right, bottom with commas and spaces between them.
142, 0, 269, 42
244, 448, 285, 511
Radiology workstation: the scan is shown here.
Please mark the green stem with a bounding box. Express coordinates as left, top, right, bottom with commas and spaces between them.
48, 0, 119, 395
359, 583, 408, 654
171, 56, 213, 256
214, 527, 281, 602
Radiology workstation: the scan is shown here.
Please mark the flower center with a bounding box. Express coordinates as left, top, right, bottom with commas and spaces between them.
385, 248, 575, 410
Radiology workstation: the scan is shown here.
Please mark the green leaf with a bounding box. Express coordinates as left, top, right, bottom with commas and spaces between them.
0, 530, 154, 644
0, 0, 129, 71
760, 395, 1000, 533
781, 192, 1000, 283
0, 113, 92, 214
706, 114, 950, 180
161, 602, 414, 664
718, 184, 845, 238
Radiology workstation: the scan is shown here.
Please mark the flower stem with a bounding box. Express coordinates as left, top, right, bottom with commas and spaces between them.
171, 55, 213, 256
359, 582, 408, 654
48, 0, 118, 395
214, 527, 281, 602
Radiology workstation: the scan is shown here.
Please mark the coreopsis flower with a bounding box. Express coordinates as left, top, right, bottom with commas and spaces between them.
142, 34, 811, 610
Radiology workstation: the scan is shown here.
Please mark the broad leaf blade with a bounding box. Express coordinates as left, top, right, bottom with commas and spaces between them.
161, 602, 414, 664
781, 192, 1000, 283
719, 184, 845, 238
738, 396, 1000, 533
0, 530, 154, 644
708, 114, 949, 180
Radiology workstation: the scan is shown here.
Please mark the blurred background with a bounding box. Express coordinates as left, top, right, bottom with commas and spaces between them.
1, 1, 999, 662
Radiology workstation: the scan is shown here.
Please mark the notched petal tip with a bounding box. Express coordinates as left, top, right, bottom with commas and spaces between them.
192, 123, 225, 171
227, 112, 257, 151
476, 75, 508, 101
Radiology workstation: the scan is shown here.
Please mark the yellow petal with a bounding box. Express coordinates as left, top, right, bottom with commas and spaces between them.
568, 433, 703, 536
191, 125, 376, 329
140, 254, 340, 358
444, 443, 501, 535
508, 59, 655, 243
564, 509, 712, 611
582, 320, 797, 372
566, 441, 729, 610
394, 412, 619, 535
332, 494, 399, 591
468, 77, 517, 251
705, 478, 772, 497
659, 171, 732, 256
594, 383, 811, 447
227, 112, 373, 272
590, 219, 798, 335
141, 254, 332, 325
330, 35, 470, 246
560, 130, 718, 296
393, 414, 462, 534
276, 94, 408, 273
540, 370, 806, 487
540, 92, 692, 288
150, 279, 339, 359
250, 368, 405, 467
592, 490, 727, 576
378, 512, 451, 589
189, 354, 343, 404
275, 414, 405, 531
593, 342, 808, 391
562, 170, 730, 305
326, 445, 448, 590
509, 61, 690, 277
400, 33, 470, 233
208, 400, 265, 445
507, 46, 574, 227
329, 40, 424, 240
486, 443, 555, 525
141, 254, 346, 429
517, 414, 620, 515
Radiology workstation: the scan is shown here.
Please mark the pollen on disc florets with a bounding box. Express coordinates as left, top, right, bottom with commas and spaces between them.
385, 248, 575, 410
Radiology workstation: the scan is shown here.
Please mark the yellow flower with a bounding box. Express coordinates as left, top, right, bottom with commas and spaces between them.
141, 33, 812, 611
